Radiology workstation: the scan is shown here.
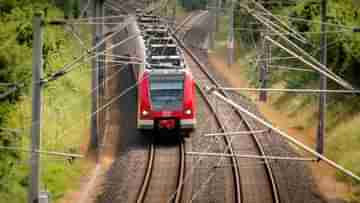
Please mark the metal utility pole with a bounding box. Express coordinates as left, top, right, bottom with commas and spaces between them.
172, 0, 176, 27
259, 1, 270, 102
209, 0, 217, 50
259, 31, 270, 102
98, 0, 105, 154
227, 0, 235, 66
29, 12, 43, 203
215, 0, 220, 32
90, 0, 100, 152
316, 0, 327, 154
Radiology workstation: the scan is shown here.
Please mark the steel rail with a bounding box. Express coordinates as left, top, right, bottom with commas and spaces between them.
171, 31, 280, 203
136, 138, 186, 203
209, 88, 360, 182
195, 82, 242, 203
171, 14, 243, 203
136, 141, 155, 203
174, 140, 185, 203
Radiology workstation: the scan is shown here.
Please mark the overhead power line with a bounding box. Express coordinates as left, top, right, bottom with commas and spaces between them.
216, 87, 360, 94
42, 32, 140, 83
0, 146, 83, 158
241, 5, 355, 90
207, 88, 360, 182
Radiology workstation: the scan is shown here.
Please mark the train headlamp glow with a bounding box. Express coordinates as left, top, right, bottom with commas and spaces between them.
184, 109, 192, 115
142, 110, 149, 116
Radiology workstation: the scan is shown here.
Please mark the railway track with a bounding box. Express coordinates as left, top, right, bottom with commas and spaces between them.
136, 135, 185, 203
97, 4, 325, 203
171, 16, 280, 203
101, 6, 278, 202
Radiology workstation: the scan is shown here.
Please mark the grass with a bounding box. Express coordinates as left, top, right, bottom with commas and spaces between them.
0, 11, 93, 202
235, 35, 360, 203
208, 6, 360, 202
326, 115, 360, 178
180, 3, 360, 201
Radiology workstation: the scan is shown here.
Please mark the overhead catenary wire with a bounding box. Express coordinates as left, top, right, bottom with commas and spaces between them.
187, 151, 317, 162
251, 8, 308, 45
208, 88, 360, 182
242, 5, 358, 80
229, 1, 359, 31
268, 65, 316, 72
63, 14, 126, 22
99, 53, 143, 62
0, 146, 83, 158
18, 62, 130, 145
43, 32, 140, 83
104, 1, 131, 14
250, 0, 308, 43
217, 87, 360, 94
265, 35, 354, 90
0, 85, 21, 100
66, 25, 89, 49
243, 7, 354, 90
166, 13, 242, 203
204, 129, 269, 137
258, 11, 359, 30
6, 63, 131, 162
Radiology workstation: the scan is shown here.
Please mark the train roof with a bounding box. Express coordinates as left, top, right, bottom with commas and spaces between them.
143, 28, 168, 32
148, 64, 183, 69
146, 69, 187, 78
149, 55, 181, 60
149, 57, 182, 65
139, 24, 167, 29
148, 37, 173, 40
149, 44, 177, 48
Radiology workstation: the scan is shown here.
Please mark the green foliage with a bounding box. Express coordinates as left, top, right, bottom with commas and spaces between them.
236, 2, 360, 199
234, 1, 264, 51
284, 0, 360, 88
64, 0, 81, 19
0, 1, 92, 202
263, 1, 360, 200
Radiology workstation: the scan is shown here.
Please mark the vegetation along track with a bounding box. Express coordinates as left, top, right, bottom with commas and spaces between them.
136, 135, 185, 203
171, 21, 280, 202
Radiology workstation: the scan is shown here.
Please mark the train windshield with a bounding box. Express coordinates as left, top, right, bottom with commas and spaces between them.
150, 75, 184, 111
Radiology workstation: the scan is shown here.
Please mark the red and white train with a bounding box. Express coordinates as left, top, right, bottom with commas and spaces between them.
129, 14, 196, 131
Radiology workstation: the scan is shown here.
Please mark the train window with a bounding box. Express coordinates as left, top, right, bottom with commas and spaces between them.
150, 79, 184, 110
150, 47, 177, 56
149, 59, 181, 67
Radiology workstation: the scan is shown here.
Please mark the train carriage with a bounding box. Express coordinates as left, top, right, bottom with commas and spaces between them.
131, 13, 196, 131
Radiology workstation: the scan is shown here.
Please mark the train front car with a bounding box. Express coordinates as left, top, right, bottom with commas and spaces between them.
137, 69, 196, 131
136, 13, 196, 132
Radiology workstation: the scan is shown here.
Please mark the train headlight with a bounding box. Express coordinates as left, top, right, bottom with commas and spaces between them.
142, 110, 149, 116
184, 109, 192, 115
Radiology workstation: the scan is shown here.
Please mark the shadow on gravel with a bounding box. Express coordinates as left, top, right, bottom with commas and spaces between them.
152, 131, 185, 147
